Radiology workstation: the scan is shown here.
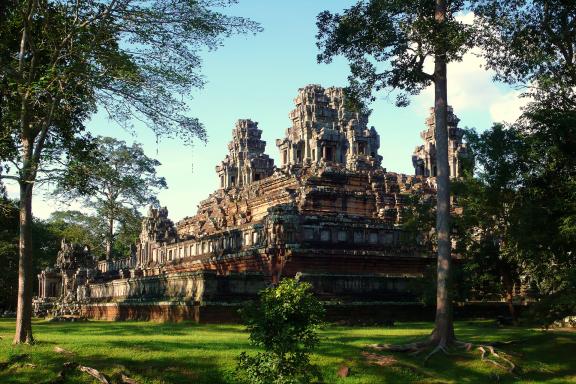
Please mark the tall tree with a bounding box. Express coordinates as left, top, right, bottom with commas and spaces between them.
452, 125, 527, 321
317, 0, 473, 348
473, 0, 576, 107
56, 136, 164, 260
473, 0, 576, 324
0, 0, 260, 344
47, 210, 108, 258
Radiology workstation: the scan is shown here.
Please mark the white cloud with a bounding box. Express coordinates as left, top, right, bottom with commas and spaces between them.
416, 49, 529, 125
415, 12, 530, 125
489, 89, 530, 124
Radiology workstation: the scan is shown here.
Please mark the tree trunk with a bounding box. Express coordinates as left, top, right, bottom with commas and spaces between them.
105, 216, 114, 260
430, 0, 455, 346
13, 177, 34, 344
501, 267, 518, 324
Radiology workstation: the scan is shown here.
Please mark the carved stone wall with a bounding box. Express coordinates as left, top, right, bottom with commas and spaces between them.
216, 119, 274, 189
276, 85, 382, 171
412, 106, 469, 178
37, 84, 450, 322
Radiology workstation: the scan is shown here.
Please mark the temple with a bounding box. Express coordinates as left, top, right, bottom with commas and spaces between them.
36, 85, 467, 322
412, 106, 469, 178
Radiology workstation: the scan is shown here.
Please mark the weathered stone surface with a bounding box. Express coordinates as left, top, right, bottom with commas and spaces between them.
37, 85, 441, 321
412, 106, 469, 178
277, 85, 382, 171
216, 119, 274, 189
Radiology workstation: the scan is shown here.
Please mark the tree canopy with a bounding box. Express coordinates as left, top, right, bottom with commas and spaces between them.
55, 136, 164, 259
0, 0, 260, 344
316, 0, 474, 107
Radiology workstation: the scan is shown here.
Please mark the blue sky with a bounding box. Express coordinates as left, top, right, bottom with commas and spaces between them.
8, 0, 527, 222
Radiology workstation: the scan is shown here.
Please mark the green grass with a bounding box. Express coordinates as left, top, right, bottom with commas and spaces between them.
0, 319, 575, 383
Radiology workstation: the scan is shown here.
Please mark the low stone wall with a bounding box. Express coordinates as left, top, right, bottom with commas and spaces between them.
87, 271, 267, 303
80, 301, 526, 324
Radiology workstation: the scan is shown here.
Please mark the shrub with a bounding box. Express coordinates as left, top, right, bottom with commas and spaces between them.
237, 277, 324, 384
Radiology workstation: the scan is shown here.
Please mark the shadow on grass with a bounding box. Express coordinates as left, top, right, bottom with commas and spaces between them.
1, 320, 575, 384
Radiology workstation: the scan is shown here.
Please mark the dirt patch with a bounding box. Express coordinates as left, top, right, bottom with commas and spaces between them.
361, 351, 398, 367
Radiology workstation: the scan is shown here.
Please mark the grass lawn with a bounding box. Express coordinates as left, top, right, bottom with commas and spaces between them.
0, 319, 575, 383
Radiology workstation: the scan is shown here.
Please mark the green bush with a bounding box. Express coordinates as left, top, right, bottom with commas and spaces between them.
237, 277, 324, 384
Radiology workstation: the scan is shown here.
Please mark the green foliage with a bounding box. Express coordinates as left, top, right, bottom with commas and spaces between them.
451, 125, 526, 303
0, 201, 65, 310
316, 0, 475, 106
1, 320, 576, 383
473, 0, 576, 106
55, 136, 159, 259
453, 107, 576, 317
529, 277, 576, 328
0, 199, 18, 311
237, 278, 325, 384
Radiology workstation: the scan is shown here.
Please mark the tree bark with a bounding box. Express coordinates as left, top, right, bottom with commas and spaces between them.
13, 142, 35, 344
430, 0, 455, 346
106, 216, 114, 260
501, 267, 518, 324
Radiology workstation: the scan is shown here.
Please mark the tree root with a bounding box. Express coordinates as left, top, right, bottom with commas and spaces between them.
367, 338, 518, 374
0, 354, 29, 371
78, 365, 111, 384
368, 341, 431, 353
424, 344, 449, 361
120, 373, 140, 384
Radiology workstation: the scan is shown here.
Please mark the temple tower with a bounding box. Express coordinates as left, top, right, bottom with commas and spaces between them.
412, 106, 469, 178
276, 85, 382, 170
216, 119, 275, 188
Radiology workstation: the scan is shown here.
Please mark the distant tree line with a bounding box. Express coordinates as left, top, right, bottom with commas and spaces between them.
0, 199, 142, 312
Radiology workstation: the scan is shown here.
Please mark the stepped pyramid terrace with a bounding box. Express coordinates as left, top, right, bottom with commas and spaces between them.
36, 85, 469, 322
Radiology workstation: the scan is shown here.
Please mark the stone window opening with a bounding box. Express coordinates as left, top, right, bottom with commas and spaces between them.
254, 173, 261, 181
296, 149, 302, 162
369, 232, 378, 244
358, 142, 366, 155
325, 146, 333, 161
283, 150, 288, 165
312, 149, 316, 161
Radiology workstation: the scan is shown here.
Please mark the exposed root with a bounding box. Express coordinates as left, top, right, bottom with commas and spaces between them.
424, 344, 449, 361
53, 346, 73, 355
478, 346, 516, 372
0, 353, 29, 371
456, 341, 516, 372
368, 340, 432, 353
120, 373, 139, 384
78, 365, 111, 384
367, 337, 518, 375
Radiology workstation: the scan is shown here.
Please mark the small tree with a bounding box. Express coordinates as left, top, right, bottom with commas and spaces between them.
237, 278, 324, 384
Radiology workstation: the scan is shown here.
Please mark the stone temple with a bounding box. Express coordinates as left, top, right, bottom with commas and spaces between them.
36, 85, 468, 322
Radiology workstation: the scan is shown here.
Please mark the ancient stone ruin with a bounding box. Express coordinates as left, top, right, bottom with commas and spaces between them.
36, 85, 468, 322
412, 106, 469, 178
